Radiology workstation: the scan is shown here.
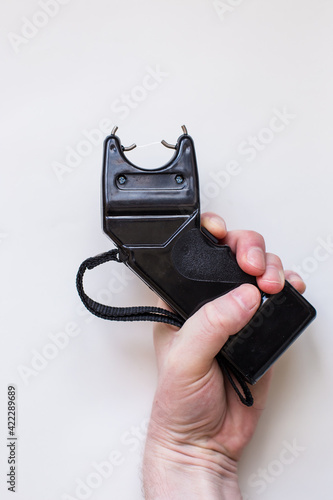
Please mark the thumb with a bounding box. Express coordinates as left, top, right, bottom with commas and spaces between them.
174, 284, 261, 377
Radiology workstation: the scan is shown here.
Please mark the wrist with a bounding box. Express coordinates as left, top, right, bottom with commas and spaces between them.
143, 431, 241, 500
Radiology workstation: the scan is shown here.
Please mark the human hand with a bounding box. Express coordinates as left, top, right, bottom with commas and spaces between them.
143, 213, 306, 499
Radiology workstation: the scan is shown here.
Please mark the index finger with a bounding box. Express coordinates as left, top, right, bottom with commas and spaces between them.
201, 213, 266, 276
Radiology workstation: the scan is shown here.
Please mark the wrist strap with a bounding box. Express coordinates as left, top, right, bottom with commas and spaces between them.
76, 249, 184, 327
76, 249, 254, 407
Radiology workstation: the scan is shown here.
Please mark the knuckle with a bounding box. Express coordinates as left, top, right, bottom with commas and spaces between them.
200, 295, 249, 339
200, 298, 240, 338
266, 252, 283, 268
200, 301, 226, 335
247, 230, 265, 246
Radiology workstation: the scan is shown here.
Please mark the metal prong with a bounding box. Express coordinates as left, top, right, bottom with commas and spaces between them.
161, 140, 177, 150
161, 125, 188, 149
122, 143, 137, 152
111, 126, 118, 135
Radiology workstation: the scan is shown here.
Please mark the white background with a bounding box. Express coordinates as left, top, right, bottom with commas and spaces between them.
1, 0, 332, 499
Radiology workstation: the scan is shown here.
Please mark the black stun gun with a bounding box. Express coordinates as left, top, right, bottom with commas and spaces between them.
99, 126, 316, 385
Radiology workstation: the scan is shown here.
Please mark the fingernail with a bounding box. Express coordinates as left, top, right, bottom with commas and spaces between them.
279, 270, 285, 286
247, 247, 265, 270
232, 284, 260, 311
288, 273, 305, 288
262, 266, 285, 286
209, 215, 226, 231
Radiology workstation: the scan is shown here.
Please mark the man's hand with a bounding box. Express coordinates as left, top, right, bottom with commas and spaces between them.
143, 213, 306, 499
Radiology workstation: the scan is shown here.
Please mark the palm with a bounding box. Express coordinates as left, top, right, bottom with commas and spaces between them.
153, 319, 272, 461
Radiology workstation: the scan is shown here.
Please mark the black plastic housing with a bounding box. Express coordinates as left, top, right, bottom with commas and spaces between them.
102, 131, 316, 384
